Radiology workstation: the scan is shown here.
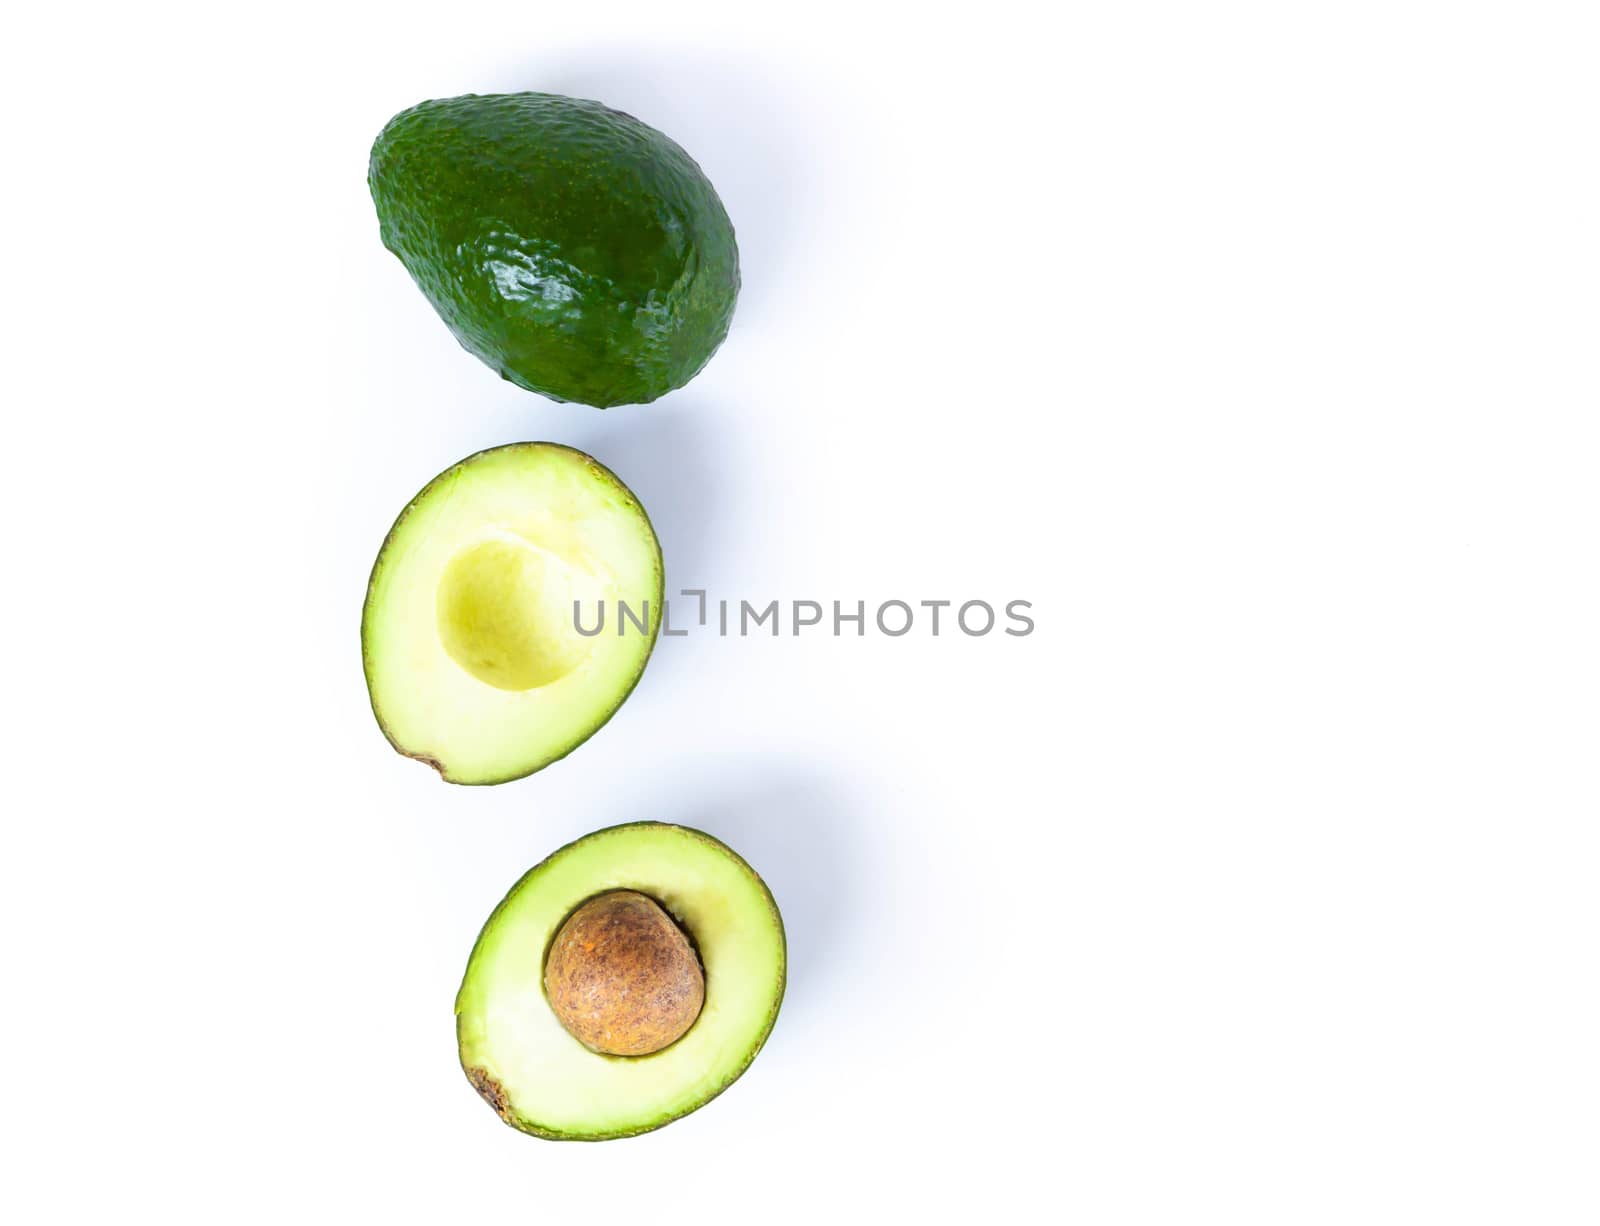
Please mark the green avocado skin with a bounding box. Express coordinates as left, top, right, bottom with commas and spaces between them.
369, 93, 739, 408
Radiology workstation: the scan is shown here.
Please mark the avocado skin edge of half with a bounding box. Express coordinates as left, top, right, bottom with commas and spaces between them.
359, 441, 665, 786
368, 92, 740, 409
456, 822, 788, 1141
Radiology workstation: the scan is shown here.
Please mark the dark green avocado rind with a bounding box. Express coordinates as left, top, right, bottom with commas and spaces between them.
456, 822, 787, 1141
369, 92, 740, 408
359, 442, 664, 786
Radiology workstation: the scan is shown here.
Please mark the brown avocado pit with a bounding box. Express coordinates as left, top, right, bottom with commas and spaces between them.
543, 890, 705, 1056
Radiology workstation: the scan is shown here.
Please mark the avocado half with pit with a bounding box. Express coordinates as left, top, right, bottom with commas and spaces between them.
362, 443, 662, 785
457, 823, 786, 1140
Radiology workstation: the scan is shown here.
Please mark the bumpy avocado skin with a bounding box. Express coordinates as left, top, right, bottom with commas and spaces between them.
369, 93, 740, 408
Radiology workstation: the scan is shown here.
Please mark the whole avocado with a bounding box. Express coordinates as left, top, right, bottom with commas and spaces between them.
369, 93, 739, 408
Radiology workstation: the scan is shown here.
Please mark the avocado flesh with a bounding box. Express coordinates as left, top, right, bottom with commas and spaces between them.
362, 443, 662, 785
457, 823, 786, 1140
369, 92, 740, 408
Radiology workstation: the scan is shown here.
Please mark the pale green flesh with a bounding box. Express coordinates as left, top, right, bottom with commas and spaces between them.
362, 444, 662, 784
457, 824, 786, 1139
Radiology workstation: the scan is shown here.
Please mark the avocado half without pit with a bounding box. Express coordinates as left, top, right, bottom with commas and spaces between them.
458, 823, 786, 1140
369, 92, 740, 408
361, 443, 662, 784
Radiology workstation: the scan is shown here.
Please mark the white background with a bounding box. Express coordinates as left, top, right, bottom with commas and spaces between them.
6, 2, 1598, 1221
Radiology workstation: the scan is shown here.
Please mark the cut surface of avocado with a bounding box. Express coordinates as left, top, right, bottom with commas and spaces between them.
457, 823, 786, 1140
362, 443, 662, 785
